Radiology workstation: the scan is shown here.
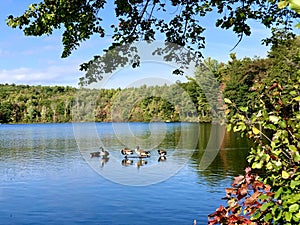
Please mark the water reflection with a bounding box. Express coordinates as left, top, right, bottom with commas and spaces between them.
158, 155, 167, 162
76, 122, 200, 186
0, 122, 250, 225
120, 155, 168, 169
100, 156, 110, 168
121, 158, 134, 166
1, 123, 249, 186
191, 128, 250, 186
136, 159, 148, 169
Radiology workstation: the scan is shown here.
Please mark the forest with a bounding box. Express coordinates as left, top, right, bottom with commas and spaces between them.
4, 1, 300, 224
0, 37, 299, 125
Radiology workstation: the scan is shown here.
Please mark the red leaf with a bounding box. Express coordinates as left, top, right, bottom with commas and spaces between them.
208, 219, 217, 225
239, 183, 248, 196
226, 188, 236, 195
233, 175, 244, 186
244, 191, 260, 205
264, 184, 271, 192
245, 167, 251, 174
252, 180, 264, 189
242, 218, 254, 224
228, 215, 239, 222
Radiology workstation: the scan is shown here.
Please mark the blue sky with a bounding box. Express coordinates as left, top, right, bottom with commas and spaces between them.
0, 1, 273, 88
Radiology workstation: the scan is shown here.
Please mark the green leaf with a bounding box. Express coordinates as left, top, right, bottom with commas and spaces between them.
290, 90, 297, 95
260, 202, 272, 211
256, 110, 262, 117
279, 120, 287, 128
294, 96, 300, 101
294, 154, 300, 162
291, 180, 300, 189
253, 161, 263, 169
226, 123, 232, 131
287, 194, 300, 204
290, 0, 300, 13
282, 170, 290, 179
251, 211, 261, 220
269, 115, 280, 123
278, 1, 289, 9
285, 211, 293, 222
288, 145, 297, 152
252, 126, 260, 135
264, 212, 273, 222
224, 98, 232, 104
239, 106, 248, 112
233, 125, 241, 132
271, 141, 276, 149
289, 203, 299, 213
266, 162, 273, 170
274, 206, 283, 221
259, 194, 269, 200
265, 124, 276, 130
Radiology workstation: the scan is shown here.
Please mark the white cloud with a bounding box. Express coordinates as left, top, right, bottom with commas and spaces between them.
0, 64, 83, 87
0, 48, 13, 57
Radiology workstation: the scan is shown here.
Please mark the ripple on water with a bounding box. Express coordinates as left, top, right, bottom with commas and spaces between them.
0, 123, 248, 225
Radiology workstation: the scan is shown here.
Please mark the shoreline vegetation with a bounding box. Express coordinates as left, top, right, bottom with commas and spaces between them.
0, 82, 212, 124
0, 37, 300, 124
1, 36, 300, 125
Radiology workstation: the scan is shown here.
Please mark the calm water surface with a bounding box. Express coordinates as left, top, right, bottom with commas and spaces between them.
0, 123, 249, 225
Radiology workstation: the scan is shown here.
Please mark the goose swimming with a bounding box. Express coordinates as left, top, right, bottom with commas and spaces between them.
157, 149, 167, 156
100, 147, 109, 157
121, 147, 134, 158
90, 151, 100, 158
135, 146, 151, 158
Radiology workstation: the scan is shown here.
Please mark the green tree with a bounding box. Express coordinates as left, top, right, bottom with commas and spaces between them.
222, 54, 272, 110
0, 102, 13, 123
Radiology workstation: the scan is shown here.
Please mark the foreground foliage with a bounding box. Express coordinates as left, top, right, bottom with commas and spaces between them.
208, 38, 300, 224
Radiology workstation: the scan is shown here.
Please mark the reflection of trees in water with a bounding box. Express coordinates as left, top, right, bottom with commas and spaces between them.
152, 123, 199, 165
191, 125, 250, 186
152, 122, 199, 150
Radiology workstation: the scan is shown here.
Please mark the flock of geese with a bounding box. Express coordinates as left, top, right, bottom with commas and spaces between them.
121, 146, 166, 158
89, 146, 167, 168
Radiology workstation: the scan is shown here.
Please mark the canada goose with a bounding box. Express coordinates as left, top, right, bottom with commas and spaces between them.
157, 149, 167, 156
90, 151, 100, 158
121, 147, 133, 158
135, 146, 151, 158
99, 147, 109, 157
136, 159, 148, 169
121, 158, 133, 166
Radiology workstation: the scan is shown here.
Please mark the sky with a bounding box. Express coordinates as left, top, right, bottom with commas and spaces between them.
0, 1, 274, 88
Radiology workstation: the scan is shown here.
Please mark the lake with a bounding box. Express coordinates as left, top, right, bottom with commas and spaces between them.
0, 122, 249, 225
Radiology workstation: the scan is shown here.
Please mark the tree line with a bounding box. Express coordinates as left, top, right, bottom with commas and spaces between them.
0, 82, 203, 124
1, 37, 299, 125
